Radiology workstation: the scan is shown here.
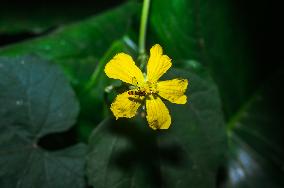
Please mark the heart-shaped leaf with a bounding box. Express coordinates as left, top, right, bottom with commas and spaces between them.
0, 56, 86, 187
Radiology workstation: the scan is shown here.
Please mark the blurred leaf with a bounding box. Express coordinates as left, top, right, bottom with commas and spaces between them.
0, 56, 86, 187
224, 71, 284, 188
87, 67, 227, 188
150, 0, 254, 118
0, 0, 126, 34
0, 2, 139, 87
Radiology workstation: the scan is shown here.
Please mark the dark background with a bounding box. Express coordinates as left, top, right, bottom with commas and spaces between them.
1, 0, 283, 77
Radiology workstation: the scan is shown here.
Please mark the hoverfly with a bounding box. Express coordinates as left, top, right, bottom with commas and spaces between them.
128, 76, 147, 96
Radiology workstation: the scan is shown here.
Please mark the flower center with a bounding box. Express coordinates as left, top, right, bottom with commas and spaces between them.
139, 81, 157, 95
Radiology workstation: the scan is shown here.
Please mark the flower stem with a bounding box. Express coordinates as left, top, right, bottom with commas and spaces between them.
138, 0, 151, 69
84, 41, 122, 93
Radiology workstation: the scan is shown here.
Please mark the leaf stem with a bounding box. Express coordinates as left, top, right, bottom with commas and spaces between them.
138, 0, 151, 68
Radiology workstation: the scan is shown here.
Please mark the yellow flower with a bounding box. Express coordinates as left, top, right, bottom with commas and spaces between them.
104, 44, 188, 130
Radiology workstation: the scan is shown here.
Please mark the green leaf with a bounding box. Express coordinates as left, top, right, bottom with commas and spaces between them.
224, 71, 284, 188
0, 1, 126, 34
86, 66, 227, 187
150, 0, 254, 118
0, 56, 86, 187
0, 2, 139, 86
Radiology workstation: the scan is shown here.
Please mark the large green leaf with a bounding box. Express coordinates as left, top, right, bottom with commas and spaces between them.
0, 2, 139, 87
150, 0, 254, 119
87, 66, 227, 187
0, 0, 125, 34
224, 71, 284, 188
0, 56, 86, 187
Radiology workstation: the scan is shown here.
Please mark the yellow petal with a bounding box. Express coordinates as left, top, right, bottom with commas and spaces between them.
146, 44, 172, 82
104, 53, 145, 85
146, 96, 171, 130
110, 90, 144, 119
157, 79, 188, 104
